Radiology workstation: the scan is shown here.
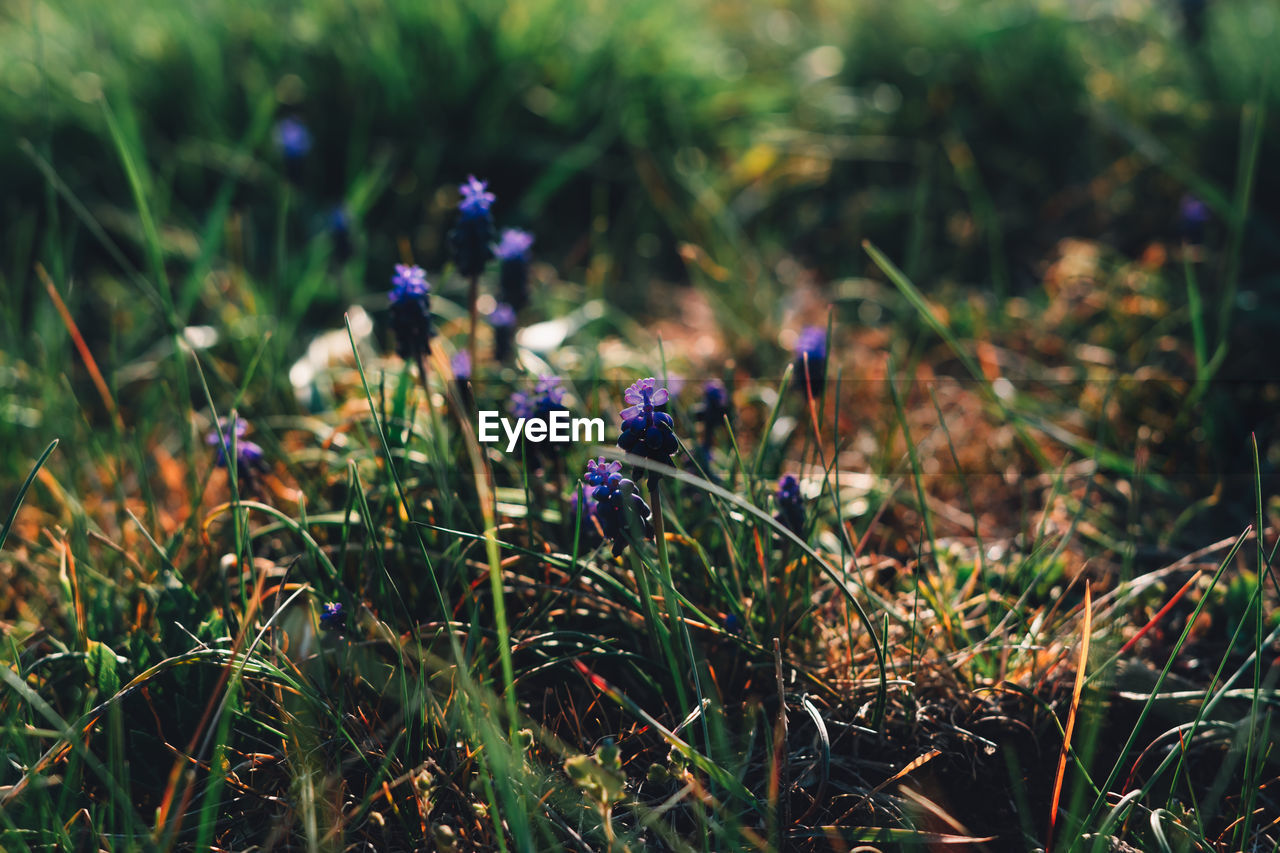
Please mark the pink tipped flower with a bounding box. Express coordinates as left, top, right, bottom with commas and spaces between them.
620, 377, 670, 421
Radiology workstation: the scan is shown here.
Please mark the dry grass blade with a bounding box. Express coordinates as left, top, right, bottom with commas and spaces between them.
898, 785, 992, 852
37, 263, 125, 433
853, 748, 942, 813
1048, 584, 1092, 852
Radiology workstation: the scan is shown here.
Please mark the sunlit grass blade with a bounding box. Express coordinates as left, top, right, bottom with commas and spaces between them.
1, 439, 57, 554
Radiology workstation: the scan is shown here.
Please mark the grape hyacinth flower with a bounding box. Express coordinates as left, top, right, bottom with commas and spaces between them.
583, 457, 654, 557
1179, 194, 1210, 247
774, 474, 805, 536
693, 380, 731, 446
490, 302, 517, 363
274, 117, 313, 159
510, 375, 568, 420
274, 117, 312, 181
510, 376, 571, 468
794, 326, 827, 396
206, 414, 267, 480
617, 378, 678, 467
493, 228, 534, 312
388, 264, 434, 362
320, 601, 345, 633
449, 175, 496, 367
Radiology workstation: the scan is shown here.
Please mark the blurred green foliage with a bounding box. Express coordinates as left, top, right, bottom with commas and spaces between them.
5, 0, 1279, 300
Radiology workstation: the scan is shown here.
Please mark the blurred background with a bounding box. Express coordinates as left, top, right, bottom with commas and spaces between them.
2, 0, 1279, 533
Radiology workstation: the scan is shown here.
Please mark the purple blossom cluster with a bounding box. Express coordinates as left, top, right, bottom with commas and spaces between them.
582, 458, 653, 556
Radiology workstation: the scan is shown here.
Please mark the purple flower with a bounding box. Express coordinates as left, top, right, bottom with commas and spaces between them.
450, 178, 496, 278
451, 350, 472, 381
494, 229, 535, 311
794, 326, 827, 393
618, 378, 678, 466
774, 474, 805, 536
489, 302, 517, 362
694, 379, 731, 439
1179, 194, 1210, 245
582, 458, 653, 557
388, 265, 434, 360
620, 378, 670, 420
509, 376, 571, 467
274, 117, 312, 160
493, 228, 534, 261
584, 457, 623, 487
510, 376, 567, 419
489, 303, 517, 328
390, 264, 430, 301
459, 175, 496, 219
206, 414, 266, 478
320, 601, 345, 633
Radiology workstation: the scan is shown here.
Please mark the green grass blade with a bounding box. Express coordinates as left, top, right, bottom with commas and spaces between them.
1, 439, 57, 553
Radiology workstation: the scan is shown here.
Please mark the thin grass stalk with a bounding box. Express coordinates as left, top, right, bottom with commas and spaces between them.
1068, 527, 1250, 850
648, 473, 710, 752
468, 272, 480, 371
628, 547, 686, 715
609, 450, 888, 730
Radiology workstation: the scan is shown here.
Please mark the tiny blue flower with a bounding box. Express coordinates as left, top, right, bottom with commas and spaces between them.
795, 326, 827, 394
618, 378, 678, 466
509, 376, 571, 468
584, 457, 623, 487
694, 379, 731, 439
458, 175, 496, 219
493, 228, 533, 261
490, 303, 517, 328
774, 474, 805, 536
1179, 194, 1209, 246
390, 264, 430, 301
274, 117, 312, 160
320, 601, 344, 633
206, 414, 267, 478
388, 264, 434, 361
489, 302, 517, 362
510, 376, 567, 419
493, 229, 534, 312
451, 350, 472, 381
450, 176, 497, 278
582, 457, 653, 556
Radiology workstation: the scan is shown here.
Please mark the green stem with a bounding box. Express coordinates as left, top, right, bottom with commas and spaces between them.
648, 474, 709, 750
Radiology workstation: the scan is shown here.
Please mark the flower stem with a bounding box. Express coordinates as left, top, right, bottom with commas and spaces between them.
467, 273, 480, 371
648, 473, 709, 748
414, 352, 438, 434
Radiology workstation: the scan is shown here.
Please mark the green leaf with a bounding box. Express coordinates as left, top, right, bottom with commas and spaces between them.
85, 641, 121, 696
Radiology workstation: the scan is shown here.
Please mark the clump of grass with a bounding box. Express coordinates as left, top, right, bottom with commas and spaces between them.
5, 2, 1280, 850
